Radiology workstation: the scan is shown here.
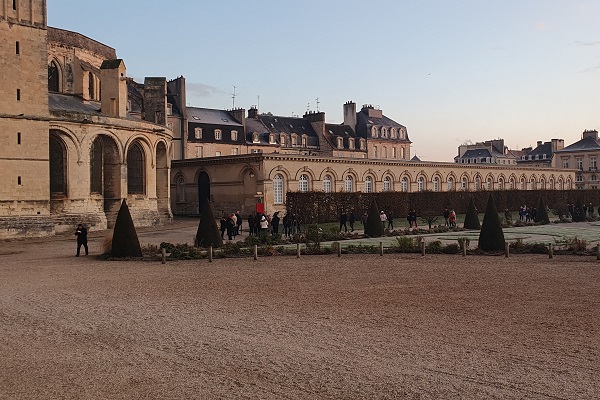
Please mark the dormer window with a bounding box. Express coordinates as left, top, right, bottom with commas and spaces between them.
390, 128, 397, 139
301, 135, 307, 147
269, 134, 276, 144
291, 135, 297, 146
280, 133, 287, 146
337, 137, 343, 149
252, 133, 259, 143
349, 138, 355, 149
371, 126, 378, 138
231, 130, 238, 141
381, 128, 388, 138
194, 128, 202, 139
360, 139, 366, 150
214, 130, 222, 140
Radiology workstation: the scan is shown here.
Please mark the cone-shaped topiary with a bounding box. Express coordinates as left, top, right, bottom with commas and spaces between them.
572, 199, 585, 222
478, 194, 506, 251
111, 199, 142, 257
364, 197, 385, 237
195, 201, 223, 248
463, 196, 481, 230
534, 197, 550, 224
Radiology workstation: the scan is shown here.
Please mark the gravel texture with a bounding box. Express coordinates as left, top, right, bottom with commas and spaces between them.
1, 236, 599, 399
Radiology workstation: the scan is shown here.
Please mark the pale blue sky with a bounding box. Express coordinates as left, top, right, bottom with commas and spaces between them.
48, 1, 600, 161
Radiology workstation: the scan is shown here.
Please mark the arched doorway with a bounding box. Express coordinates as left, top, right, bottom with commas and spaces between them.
198, 171, 211, 214
49, 133, 67, 213
156, 142, 171, 221
91, 135, 122, 227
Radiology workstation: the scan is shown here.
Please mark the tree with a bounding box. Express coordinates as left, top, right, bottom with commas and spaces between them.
111, 199, 142, 257
478, 194, 506, 251
534, 197, 550, 224
463, 196, 481, 230
195, 201, 223, 248
364, 197, 385, 237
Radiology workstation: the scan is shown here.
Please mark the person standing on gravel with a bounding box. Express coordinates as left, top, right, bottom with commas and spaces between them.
74, 223, 88, 257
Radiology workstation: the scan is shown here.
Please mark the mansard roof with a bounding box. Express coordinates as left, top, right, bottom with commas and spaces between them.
356, 108, 405, 129
245, 115, 318, 137
325, 123, 357, 138
556, 135, 600, 152
460, 148, 493, 159
187, 107, 243, 127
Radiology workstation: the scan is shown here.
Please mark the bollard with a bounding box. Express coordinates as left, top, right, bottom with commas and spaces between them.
337, 243, 342, 257
421, 240, 425, 256
548, 243, 553, 259
253, 245, 258, 261
380, 242, 384, 256
505, 243, 509, 258
161, 247, 166, 264
208, 246, 213, 263
462, 242, 467, 257
297, 243, 301, 258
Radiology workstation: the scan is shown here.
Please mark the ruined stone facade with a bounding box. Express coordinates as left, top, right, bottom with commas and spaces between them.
0, 0, 173, 238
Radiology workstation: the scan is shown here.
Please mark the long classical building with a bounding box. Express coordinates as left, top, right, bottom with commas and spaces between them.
1, 1, 173, 238
171, 154, 575, 216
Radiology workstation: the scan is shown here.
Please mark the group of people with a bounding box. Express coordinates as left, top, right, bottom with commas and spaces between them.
246, 212, 302, 237
220, 211, 243, 240
443, 208, 457, 227
518, 206, 538, 223
339, 210, 357, 232
566, 203, 596, 220
406, 210, 418, 228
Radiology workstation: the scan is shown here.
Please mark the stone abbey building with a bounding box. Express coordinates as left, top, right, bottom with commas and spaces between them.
1, 0, 173, 238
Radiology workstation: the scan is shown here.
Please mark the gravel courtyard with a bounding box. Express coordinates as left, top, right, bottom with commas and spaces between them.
1, 232, 599, 399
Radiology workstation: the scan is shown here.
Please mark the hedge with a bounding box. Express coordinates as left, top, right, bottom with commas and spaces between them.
286, 189, 598, 223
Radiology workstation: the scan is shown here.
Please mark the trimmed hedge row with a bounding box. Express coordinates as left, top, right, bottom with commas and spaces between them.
286, 189, 600, 223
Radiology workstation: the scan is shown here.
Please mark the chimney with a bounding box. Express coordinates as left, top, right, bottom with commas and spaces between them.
582, 129, 599, 140
343, 101, 356, 132
362, 104, 382, 119
551, 138, 564, 152
100, 59, 127, 118
303, 111, 325, 122
231, 108, 246, 128
143, 77, 168, 126
248, 106, 259, 119
537, 141, 542, 147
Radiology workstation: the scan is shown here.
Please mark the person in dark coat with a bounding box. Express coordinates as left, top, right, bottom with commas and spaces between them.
75, 223, 88, 256
339, 210, 348, 232
226, 214, 235, 240
349, 210, 356, 232
387, 211, 394, 230
283, 213, 290, 237
254, 213, 262, 235
271, 212, 280, 234
220, 216, 228, 239
247, 214, 255, 236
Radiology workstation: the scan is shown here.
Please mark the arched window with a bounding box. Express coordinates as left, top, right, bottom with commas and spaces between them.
540, 179, 545, 190
549, 179, 554, 190
401, 147, 405, 159
401, 177, 408, 192
461, 177, 468, 191
127, 142, 145, 194
530, 178, 537, 190
90, 137, 103, 193
273, 174, 284, 204
498, 178, 504, 190
176, 176, 185, 202
474, 176, 481, 191
509, 178, 515, 190
371, 126, 378, 138
299, 174, 309, 192
365, 176, 373, 193
383, 176, 391, 192
323, 174, 332, 193
433, 177, 439, 192
49, 135, 67, 195
417, 177, 424, 192
486, 178, 492, 190
520, 178, 526, 190
345, 175, 354, 192
48, 61, 59, 92
447, 177, 454, 191
566, 179, 572, 190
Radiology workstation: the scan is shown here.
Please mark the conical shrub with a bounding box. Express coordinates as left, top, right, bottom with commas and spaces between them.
463, 196, 481, 229
111, 199, 142, 257
478, 194, 505, 251
364, 197, 384, 237
534, 197, 550, 224
195, 201, 223, 248
572, 199, 585, 222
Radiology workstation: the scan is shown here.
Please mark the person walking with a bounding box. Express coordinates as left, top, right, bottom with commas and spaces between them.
220, 215, 228, 239
349, 210, 356, 232
75, 223, 88, 256
387, 211, 394, 230
443, 208, 450, 226
339, 210, 348, 232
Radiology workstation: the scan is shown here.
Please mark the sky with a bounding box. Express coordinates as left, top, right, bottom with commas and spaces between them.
47, 0, 600, 162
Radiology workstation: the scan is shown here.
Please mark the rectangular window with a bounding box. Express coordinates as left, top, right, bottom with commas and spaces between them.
577, 158, 583, 170
194, 128, 202, 139
393, 148, 397, 159
349, 139, 354, 149
17, 176, 21, 185
195, 146, 203, 158
562, 159, 569, 169
166, 104, 173, 116
591, 157, 597, 170
16, 41, 20, 55
17, 132, 21, 144
17, 89, 20, 101
337, 137, 343, 149
231, 148, 239, 155
13, 0, 16, 10
215, 130, 222, 140
215, 151, 221, 156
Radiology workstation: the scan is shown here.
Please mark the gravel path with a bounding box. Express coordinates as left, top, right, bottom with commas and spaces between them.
1, 235, 599, 399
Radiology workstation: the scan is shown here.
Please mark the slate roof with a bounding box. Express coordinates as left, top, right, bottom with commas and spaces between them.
556, 135, 600, 152
411, 155, 422, 162
245, 115, 319, 147
356, 109, 404, 129
187, 107, 243, 127
325, 124, 357, 138
460, 148, 493, 159
49, 93, 101, 114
